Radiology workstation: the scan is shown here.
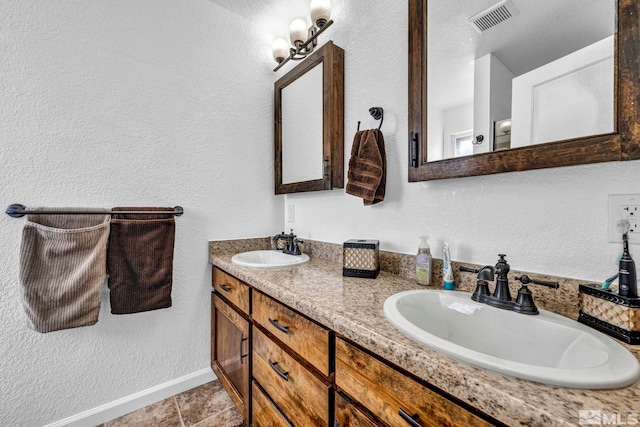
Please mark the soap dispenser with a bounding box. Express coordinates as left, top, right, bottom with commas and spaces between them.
416, 236, 432, 285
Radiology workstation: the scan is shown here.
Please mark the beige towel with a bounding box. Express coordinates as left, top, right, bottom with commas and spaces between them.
19, 208, 110, 333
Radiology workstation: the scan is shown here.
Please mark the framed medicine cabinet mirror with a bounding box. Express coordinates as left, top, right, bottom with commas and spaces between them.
408, 0, 640, 181
275, 41, 345, 194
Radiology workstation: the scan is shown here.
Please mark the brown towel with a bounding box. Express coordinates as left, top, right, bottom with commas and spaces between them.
345, 129, 386, 205
19, 208, 110, 333
107, 207, 175, 314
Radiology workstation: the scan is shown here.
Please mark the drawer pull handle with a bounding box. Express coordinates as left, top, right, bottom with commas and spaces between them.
268, 360, 289, 381
399, 408, 421, 427
269, 318, 290, 334
219, 283, 232, 292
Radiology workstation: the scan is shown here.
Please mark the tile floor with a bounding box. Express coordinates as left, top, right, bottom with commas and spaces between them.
102, 380, 244, 427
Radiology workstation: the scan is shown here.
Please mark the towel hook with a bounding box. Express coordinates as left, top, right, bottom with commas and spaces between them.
369, 107, 384, 130
357, 107, 384, 131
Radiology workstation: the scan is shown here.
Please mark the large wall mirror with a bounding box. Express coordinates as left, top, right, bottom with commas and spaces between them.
275, 41, 345, 194
408, 0, 640, 181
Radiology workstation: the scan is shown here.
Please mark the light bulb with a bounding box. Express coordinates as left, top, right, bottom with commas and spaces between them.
272, 38, 290, 63
289, 17, 308, 47
310, 0, 331, 28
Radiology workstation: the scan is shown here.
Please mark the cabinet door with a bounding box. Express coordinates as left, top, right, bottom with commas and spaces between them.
211, 293, 250, 422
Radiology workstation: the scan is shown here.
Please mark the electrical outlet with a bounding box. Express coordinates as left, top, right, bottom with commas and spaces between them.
608, 194, 640, 244
287, 204, 295, 223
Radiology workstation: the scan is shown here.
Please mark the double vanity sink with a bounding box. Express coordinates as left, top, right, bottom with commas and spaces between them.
232, 249, 640, 390
218, 244, 640, 425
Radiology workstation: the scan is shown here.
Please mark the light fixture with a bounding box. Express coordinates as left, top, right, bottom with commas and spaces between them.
272, 0, 333, 72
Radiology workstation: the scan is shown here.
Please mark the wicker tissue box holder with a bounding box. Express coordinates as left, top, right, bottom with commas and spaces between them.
578, 283, 640, 345
343, 239, 379, 279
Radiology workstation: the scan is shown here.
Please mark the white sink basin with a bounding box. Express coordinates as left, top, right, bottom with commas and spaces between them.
384, 290, 640, 389
231, 250, 309, 268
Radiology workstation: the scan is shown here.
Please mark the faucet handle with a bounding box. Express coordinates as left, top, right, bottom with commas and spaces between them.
514, 283, 539, 314
459, 265, 495, 281
495, 254, 510, 274
515, 275, 559, 289
290, 241, 302, 256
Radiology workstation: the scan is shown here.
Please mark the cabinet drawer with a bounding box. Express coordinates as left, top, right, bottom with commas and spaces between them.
253, 326, 331, 427
251, 380, 293, 427
335, 391, 380, 427
212, 267, 250, 315
253, 290, 330, 376
335, 338, 494, 427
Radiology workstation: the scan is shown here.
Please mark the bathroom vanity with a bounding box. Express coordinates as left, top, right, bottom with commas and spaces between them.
210, 238, 640, 426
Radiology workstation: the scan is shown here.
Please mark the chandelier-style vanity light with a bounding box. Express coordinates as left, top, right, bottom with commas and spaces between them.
272, 0, 333, 72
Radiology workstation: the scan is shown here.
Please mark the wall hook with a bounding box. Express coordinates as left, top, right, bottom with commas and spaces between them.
357, 107, 384, 131
369, 107, 383, 130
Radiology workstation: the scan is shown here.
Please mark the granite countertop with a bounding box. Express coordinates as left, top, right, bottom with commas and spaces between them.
209, 238, 640, 427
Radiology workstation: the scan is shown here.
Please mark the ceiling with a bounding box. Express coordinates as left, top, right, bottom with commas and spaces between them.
430, 0, 615, 111
207, 1, 615, 111
207, 0, 313, 40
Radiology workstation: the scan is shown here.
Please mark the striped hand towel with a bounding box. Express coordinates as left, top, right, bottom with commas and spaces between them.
19, 208, 110, 333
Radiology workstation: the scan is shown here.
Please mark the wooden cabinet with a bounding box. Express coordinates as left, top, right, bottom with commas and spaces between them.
253, 326, 331, 426
252, 380, 293, 427
211, 268, 250, 423
212, 267, 250, 314
335, 338, 495, 427
211, 266, 500, 427
253, 290, 331, 376
252, 290, 333, 426
335, 391, 381, 427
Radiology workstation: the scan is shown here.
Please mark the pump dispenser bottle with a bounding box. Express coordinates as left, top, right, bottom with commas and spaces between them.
618, 220, 638, 298
416, 236, 432, 285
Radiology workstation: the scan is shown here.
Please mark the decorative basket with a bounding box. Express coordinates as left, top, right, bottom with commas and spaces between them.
578, 283, 640, 345
343, 240, 379, 279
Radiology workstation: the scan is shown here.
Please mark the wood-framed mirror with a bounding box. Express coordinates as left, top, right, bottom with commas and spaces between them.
408, 0, 640, 182
275, 41, 345, 194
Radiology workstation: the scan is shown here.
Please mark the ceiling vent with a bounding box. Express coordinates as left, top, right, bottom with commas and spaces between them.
467, 0, 519, 33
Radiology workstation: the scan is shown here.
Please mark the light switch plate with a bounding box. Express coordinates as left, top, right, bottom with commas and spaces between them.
608, 194, 640, 244
287, 204, 295, 223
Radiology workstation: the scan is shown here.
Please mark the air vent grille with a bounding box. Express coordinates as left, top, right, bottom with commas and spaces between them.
468, 0, 519, 33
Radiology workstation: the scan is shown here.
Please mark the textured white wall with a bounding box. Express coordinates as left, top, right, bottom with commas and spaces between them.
281, 0, 640, 283
0, 1, 280, 425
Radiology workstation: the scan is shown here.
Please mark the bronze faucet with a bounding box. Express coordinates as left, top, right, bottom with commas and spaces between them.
272, 229, 303, 256
460, 254, 559, 315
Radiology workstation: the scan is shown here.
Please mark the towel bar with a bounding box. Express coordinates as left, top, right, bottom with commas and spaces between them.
5, 204, 184, 218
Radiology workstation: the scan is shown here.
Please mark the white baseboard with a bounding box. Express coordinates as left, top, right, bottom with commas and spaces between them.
44, 368, 217, 427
